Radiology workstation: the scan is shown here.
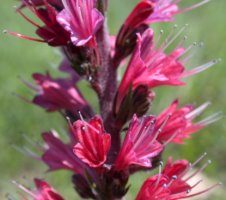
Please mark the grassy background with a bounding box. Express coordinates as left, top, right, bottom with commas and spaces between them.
1, 0, 226, 199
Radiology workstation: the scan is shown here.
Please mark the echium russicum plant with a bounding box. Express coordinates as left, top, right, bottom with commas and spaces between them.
5, 0, 223, 199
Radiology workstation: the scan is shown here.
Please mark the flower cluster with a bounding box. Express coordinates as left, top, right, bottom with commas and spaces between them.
6, 0, 221, 199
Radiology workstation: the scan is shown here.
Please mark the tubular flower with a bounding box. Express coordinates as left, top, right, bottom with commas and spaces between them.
114, 115, 163, 171
146, 0, 210, 23
136, 157, 219, 200
57, 0, 104, 47
14, 178, 64, 200
113, 0, 209, 65
42, 131, 85, 174
26, 73, 93, 119
155, 99, 221, 144
7, 0, 70, 46
114, 1, 154, 63
72, 116, 111, 168
116, 28, 216, 112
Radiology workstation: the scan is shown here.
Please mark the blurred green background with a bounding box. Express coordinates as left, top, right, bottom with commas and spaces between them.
1, 0, 226, 199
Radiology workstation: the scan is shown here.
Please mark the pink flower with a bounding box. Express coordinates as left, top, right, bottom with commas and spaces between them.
72, 116, 111, 168
136, 157, 219, 200
116, 28, 216, 112
114, 0, 209, 66
6, 0, 70, 46
14, 178, 64, 200
57, 0, 104, 47
114, 115, 163, 171
42, 131, 85, 174
156, 99, 221, 144
27, 73, 93, 118
146, 0, 210, 23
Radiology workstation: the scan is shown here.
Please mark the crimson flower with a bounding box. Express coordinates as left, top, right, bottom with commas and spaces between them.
136, 157, 219, 200
114, 1, 154, 63
114, 115, 163, 171
116, 28, 215, 112
155, 99, 220, 144
57, 0, 104, 47
7, 0, 70, 46
14, 178, 64, 200
26, 73, 93, 119
72, 116, 111, 168
42, 131, 85, 174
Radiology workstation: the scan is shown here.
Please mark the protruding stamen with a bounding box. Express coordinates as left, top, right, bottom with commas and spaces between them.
151, 114, 171, 143
185, 102, 211, 120
78, 110, 85, 121
12, 180, 36, 198
162, 25, 188, 52
14, 6, 41, 28
153, 161, 164, 190
191, 179, 203, 188
179, 0, 211, 14
163, 130, 180, 146
175, 35, 188, 50
185, 160, 212, 181
182, 59, 221, 78
12, 92, 32, 104
197, 112, 223, 126
22, 134, 43, 151
190, 152, 207, 169
155, 29, 164, 48
4, 30, 45, 43
17, 75, 39, 92
179, 182, 222, 199
166, 175, 178, 188
12, 145, 40, 159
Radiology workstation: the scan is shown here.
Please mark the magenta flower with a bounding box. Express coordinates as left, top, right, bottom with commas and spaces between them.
155, 99, 221, 144
146, 0, 210, 23
42, 131, 85, 174
57, 0, 104, 47
72, 116, 111, 168
7, 0, 70, 46
114, 115, 163, 171
136, 157, 219, 200
116, 28, 215, 112
26, 73, 93, 118
14, 178, 64, 200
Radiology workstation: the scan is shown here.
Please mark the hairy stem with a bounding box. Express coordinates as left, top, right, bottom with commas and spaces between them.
96, 17, 120, 163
